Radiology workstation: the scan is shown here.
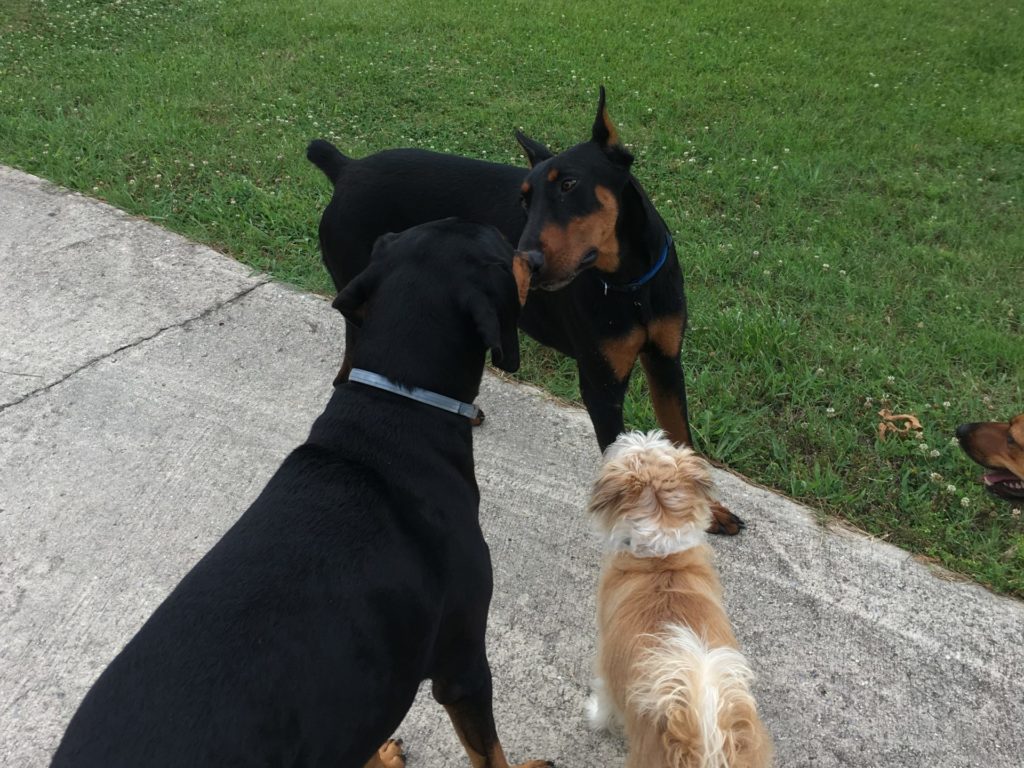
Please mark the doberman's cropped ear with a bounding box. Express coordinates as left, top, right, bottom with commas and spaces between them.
515, 130, 554, 168
462, 286, 521, 373
591, 86, 634, 168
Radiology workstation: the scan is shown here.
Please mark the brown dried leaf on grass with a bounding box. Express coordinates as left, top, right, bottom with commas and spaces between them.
877, 408, 923, 441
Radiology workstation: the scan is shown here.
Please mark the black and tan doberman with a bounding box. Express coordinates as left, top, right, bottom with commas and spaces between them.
308, 88, 742, 534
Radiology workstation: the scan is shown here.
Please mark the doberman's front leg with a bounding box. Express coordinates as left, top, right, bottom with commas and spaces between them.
433, 663, 553, 768
641, 316, 745, 535
582, 328, 646, 451
638, 345, 692, 448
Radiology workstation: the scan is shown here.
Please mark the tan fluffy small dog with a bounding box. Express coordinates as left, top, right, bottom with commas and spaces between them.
585, 431, 773, 768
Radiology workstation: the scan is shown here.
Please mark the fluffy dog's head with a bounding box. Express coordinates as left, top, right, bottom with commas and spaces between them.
589, 431, 717, 557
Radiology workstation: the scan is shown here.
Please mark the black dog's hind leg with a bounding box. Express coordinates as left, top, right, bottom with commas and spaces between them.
433, 663, 552, 768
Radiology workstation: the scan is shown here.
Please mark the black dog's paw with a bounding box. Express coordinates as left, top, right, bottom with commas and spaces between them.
369, 738, 405, 767
707, 501, 745, 536
470, 408, 486, 427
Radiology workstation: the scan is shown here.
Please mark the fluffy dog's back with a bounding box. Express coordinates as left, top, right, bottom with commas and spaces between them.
631, 625, 771, 768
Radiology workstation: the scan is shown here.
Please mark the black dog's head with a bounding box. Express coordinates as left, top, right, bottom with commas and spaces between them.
332, 219, 535, 404
515, 86, 636, 290
956, 414, 1024, 501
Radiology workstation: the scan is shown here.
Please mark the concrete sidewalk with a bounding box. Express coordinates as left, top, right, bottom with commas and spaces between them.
1, 165, 1022, 767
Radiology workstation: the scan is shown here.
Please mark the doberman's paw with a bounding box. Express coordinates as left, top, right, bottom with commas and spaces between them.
707, 501, 745, 536
372, 738, 405, 768
470, 408, 486, 427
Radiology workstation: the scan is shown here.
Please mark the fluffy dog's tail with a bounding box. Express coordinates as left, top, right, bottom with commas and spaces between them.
306, 139, 350, 185
632, 625, 772, 768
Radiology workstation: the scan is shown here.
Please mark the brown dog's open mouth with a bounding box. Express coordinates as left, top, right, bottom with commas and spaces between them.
982, 472, 1024, 500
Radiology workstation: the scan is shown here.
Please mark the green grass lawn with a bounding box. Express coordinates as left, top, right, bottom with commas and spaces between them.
2, 0, 1022, 593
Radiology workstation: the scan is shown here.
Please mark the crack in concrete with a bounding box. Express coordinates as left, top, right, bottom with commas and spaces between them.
0, 279, 271, 415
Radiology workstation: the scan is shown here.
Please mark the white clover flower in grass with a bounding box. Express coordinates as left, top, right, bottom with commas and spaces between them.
826, 407, 835, 416
949, 437, 959, 446
943, 401, 952, 408
929, 449, 940, 458
930, 472, 943, 482
914, 431, 925, 440
918, 443, 930, 453
945, 484, 957, 493
960, 497, 971, 508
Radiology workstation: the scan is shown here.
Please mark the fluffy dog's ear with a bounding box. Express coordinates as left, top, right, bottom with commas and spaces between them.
588, 459, 633, 531
515, 130, 554, 168
462, 285, 521, 373
673, 449, 717, 505
591, 86, 634, 168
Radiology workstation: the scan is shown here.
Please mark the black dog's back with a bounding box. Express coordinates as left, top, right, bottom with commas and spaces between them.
52, 392, 469, 767
308, 142, 526, 286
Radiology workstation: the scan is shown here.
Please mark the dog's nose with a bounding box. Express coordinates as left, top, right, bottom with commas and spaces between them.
955, 423, 974, 442
523, 250, 544, 275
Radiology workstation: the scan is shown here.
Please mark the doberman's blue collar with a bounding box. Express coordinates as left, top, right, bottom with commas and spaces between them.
348, 368, 481, 421
601, 233, 672, 295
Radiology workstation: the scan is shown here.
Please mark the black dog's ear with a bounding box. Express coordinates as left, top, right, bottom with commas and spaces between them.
591, 86, 634, 168
332, 263, 385, 323
515, 130, 554, 168
331, 232, 400, 322
462, 286, 521, 373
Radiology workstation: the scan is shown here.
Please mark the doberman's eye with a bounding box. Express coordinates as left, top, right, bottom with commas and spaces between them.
560, 178, 578, 193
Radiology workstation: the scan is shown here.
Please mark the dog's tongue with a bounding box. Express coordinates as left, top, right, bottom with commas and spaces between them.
982, 472, 1020, 485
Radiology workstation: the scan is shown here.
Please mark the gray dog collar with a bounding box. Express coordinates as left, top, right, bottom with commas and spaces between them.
348, 368, 481, 421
